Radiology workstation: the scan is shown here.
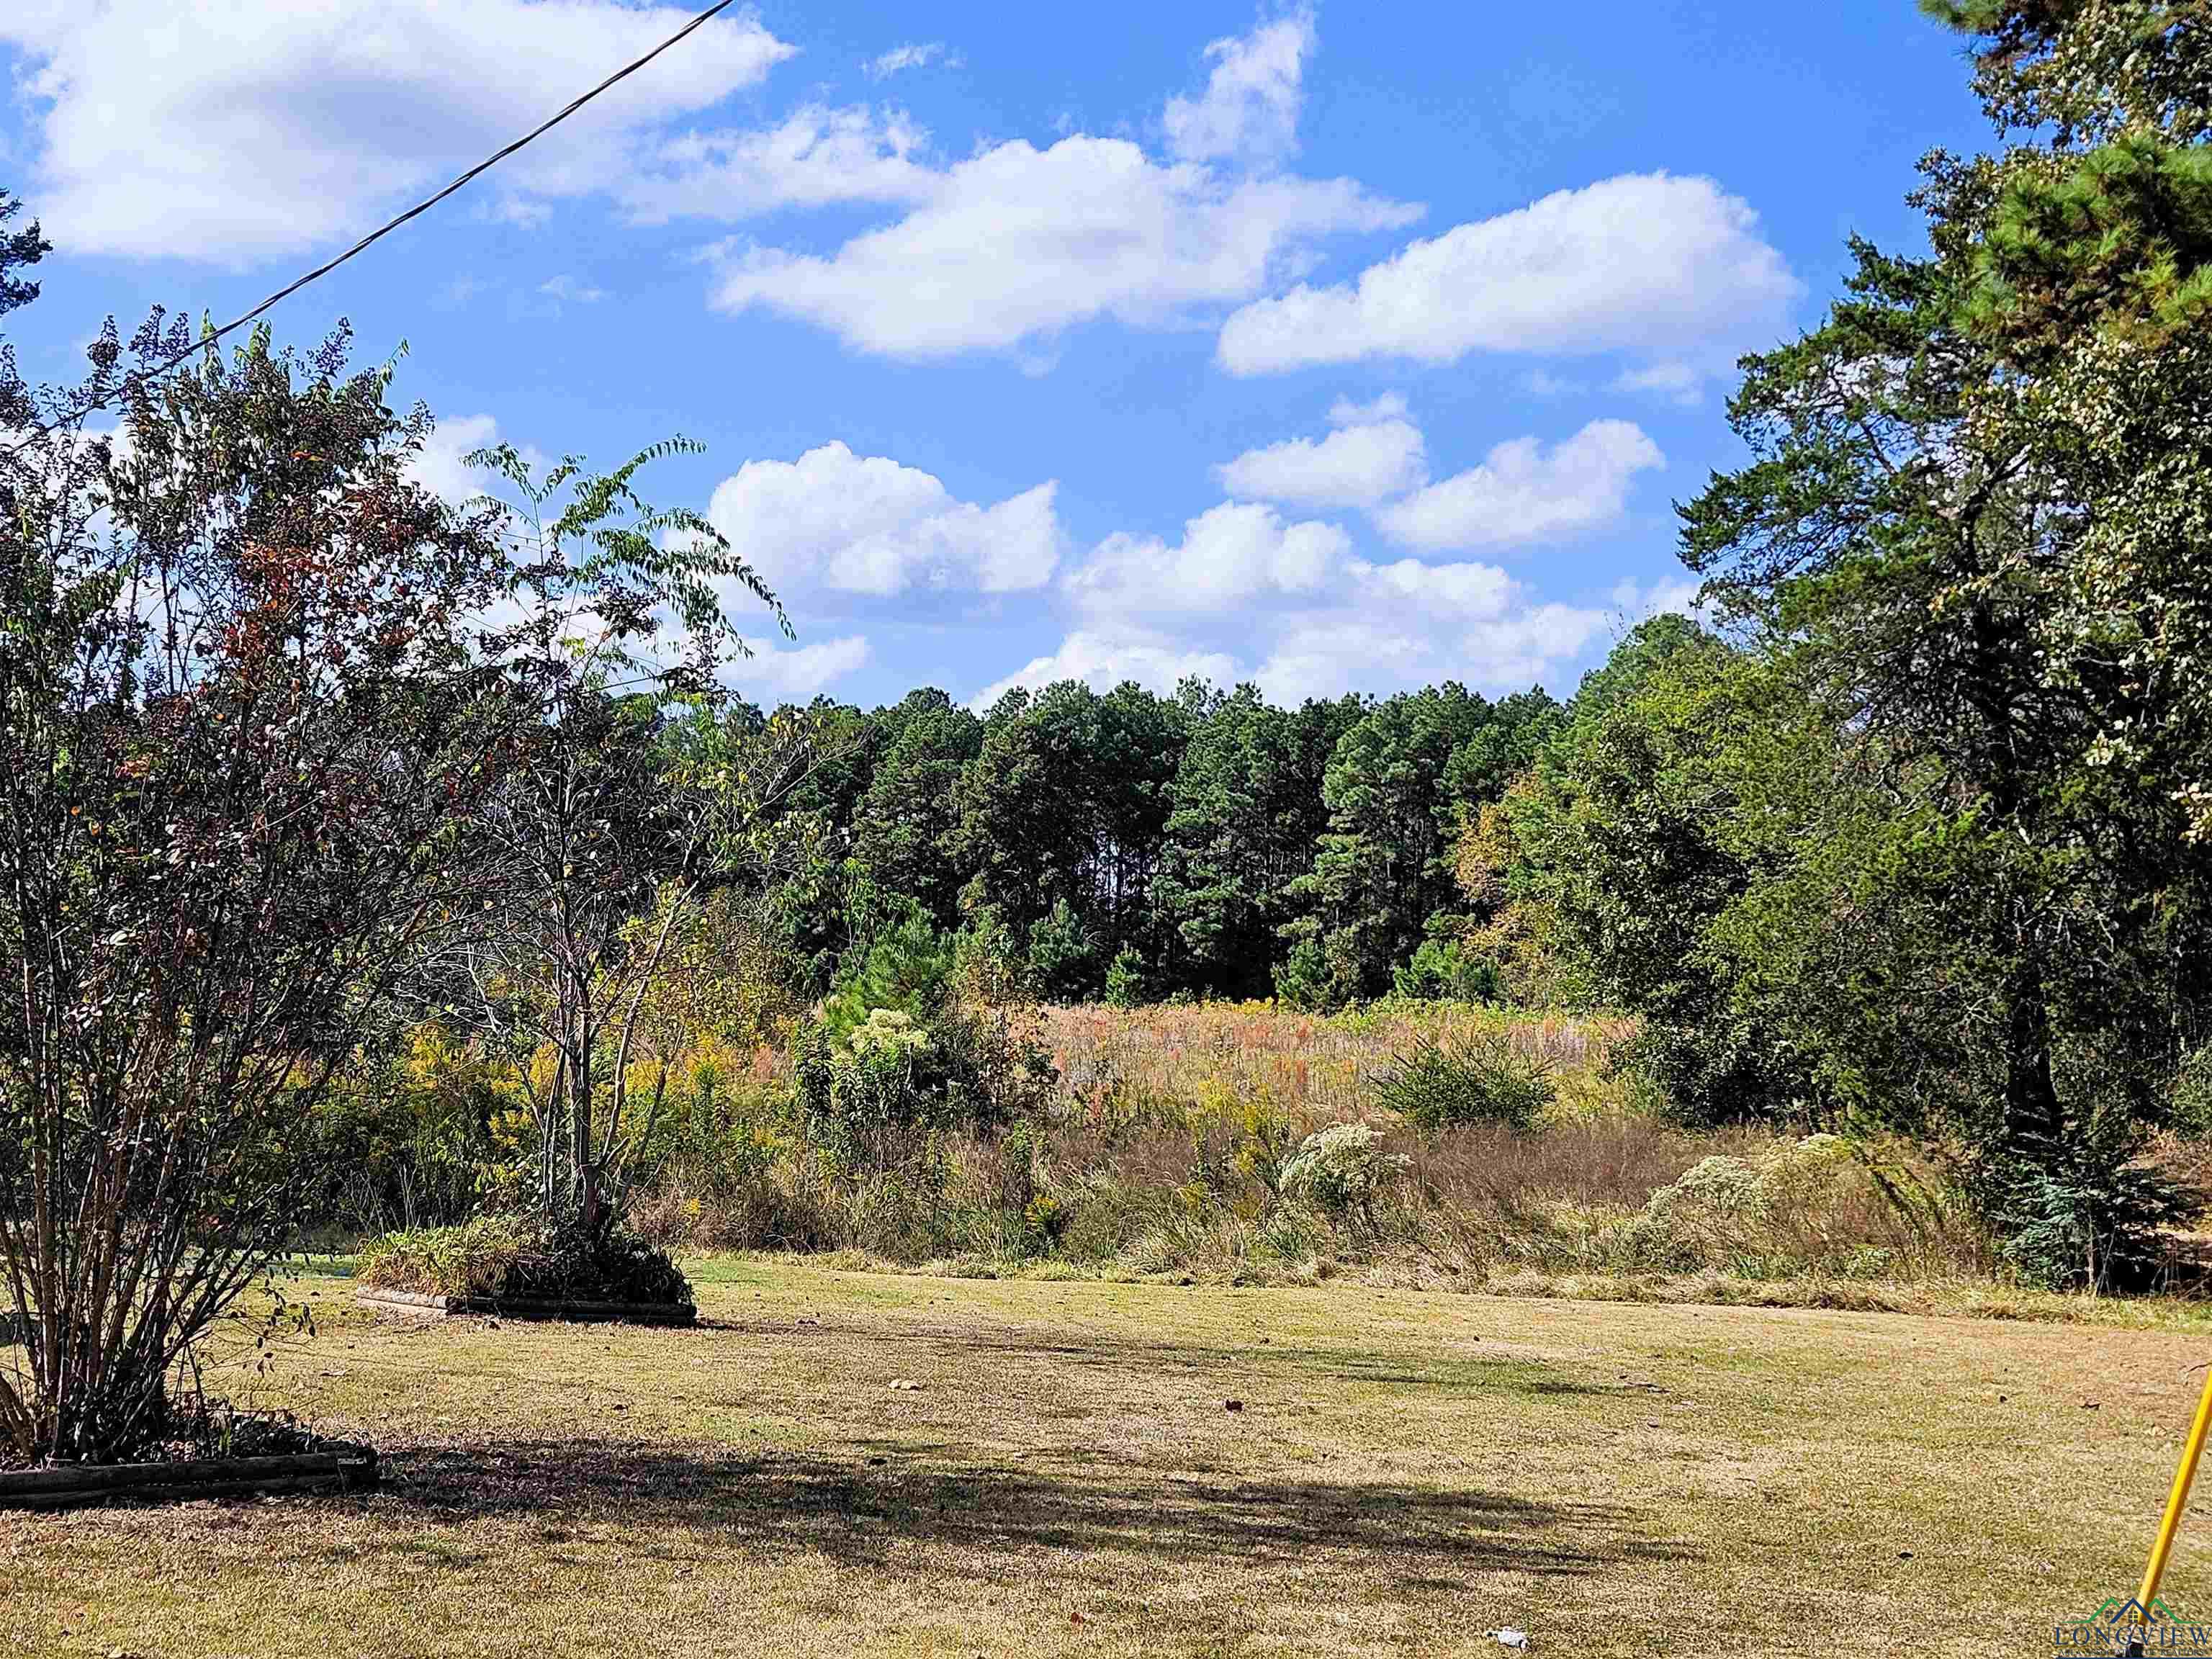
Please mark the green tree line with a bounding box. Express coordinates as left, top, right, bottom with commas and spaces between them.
711, 675, 1564, 1012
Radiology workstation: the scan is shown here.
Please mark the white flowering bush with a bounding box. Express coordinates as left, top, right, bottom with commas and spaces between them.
845, 1007, 932, 1061
1277, 1124, 1410, 1218
1629, 1132, 1921, 1277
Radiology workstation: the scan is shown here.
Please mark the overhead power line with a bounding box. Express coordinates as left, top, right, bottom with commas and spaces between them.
6, 0, 738, 455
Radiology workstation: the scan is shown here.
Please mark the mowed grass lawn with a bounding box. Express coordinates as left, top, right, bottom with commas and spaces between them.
4, 1264, 2206, 1657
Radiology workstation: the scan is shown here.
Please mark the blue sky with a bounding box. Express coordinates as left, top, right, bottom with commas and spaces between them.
0, 1, 1990, 710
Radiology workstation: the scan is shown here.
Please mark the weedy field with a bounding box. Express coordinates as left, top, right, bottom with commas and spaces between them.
1038, 999, 1637, 1123
3, 1259, 2204, 1658
624, 999, 2001, 1293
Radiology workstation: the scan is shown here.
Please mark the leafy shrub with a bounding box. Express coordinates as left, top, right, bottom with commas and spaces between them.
797, 999, 1056, 1171
1027, 899, 1100, 1002
360, 1215, 692, 1305
2171, 1043, 2212, 1141
1271, 936, 1337, 1012
307, 1022, 513, 1238
629, 1161, 840, 1254
1392, 938, 1502, 1003
1372, 1031, 1553, 1134
1629, 1153, 1764, 1272
506, 1220, 693, 1304
1982, 1120, 2202, 1292
1105, 945, 1148, 1008
821, 905, 956, 1046
1277, 1124, 1410, 1218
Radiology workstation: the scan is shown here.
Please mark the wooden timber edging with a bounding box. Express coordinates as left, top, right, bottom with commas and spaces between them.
354, 1286, 698, 1326
0, 1444, 379, 1511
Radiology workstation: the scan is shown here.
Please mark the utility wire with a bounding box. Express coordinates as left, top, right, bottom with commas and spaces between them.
5, 0, 738, 457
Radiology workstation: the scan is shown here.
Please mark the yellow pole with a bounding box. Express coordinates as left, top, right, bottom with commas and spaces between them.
2138, 1364, 2212, 1621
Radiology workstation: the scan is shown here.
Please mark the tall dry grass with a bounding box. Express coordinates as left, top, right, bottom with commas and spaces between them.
1040, 999, 1636, 1123
633, 999, 1995, 1292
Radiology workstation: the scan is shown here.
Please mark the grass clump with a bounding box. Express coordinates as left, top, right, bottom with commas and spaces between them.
361, 1215, 692, 1305
1370, 1030, 1555, 1133
1620, 1133, 1978, 1282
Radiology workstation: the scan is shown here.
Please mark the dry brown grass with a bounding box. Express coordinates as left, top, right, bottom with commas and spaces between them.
634, 1001, 1993, 1286
1039, 999, 1637, 1123
2, 1258, 2207, 1657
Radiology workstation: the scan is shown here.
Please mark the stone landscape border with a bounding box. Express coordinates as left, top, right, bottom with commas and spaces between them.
356, 1287, 698, 1326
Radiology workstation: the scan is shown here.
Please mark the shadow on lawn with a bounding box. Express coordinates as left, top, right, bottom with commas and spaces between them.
696, 1317, 1624, 1401
374, 1437, 1694, 1588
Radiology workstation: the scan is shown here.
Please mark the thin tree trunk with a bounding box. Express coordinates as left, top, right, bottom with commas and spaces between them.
2000, 956, 2064, 1164
572, 991, 599, 1235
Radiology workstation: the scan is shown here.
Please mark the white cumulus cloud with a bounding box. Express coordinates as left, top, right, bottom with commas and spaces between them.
1249, 562, 1606, 699
1250, 619, 1429, 706
1163, 7, 1316, 166
993, 554, 1608, 709
709, 11, 1415, 359
970, 630, 1238, 710
621, 105, 935, 223
1610, 572, 1710, 619
0, 0, 795, 261
1066, 500, 1349, 616
710, 137, 1413, 359
705, 442, 1062, 598
1215, 393, 1426, 510
1375, 419, 1663, 552
1453, 603, 1611, 686
404, 413, 508, 508
1217, 173, 1798, 386
727, 634, 871, 699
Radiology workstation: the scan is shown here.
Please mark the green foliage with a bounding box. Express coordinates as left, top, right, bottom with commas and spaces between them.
0, 306, 534, 1461
1979, 1115, 2201, 1292
467, 434, 775, 689
1624, 1133, 1950, 1280
1442, 688, 1565, 811
1285, 685, 1496, 1004
1270, 935, 1337, 1011
796, 993, 1056, 1173
850, 690, 982, 932
1157, 686, 1362, 998
0, 189, 47, 428
1104, 945, 1148, 1008
1505, 621, 1830, 1125
1392, 936, 1502, 1003
953, 681, 1187, 997
1964, 133, 2212, 359
1641, 0, 2212, 1283
1026, 898, 1100, 1004
822, 903, 957, 1044
451, 434, 790, 1238
360, 1215, 691, 1305
1925, 0, 2212, 145
2172, 1044, 2212, 1141
1370, 1031, 1553, 1135
360, 1215, 534, 1298
317, 1024, 511, 1233
504, 1219, 693, 1305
